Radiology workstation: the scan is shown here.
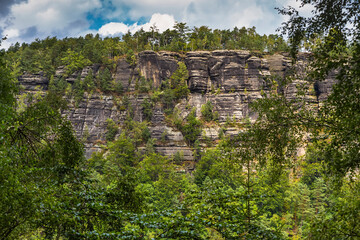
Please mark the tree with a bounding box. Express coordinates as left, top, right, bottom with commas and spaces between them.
277, 1, 360, 238
141, 98, 153, 121
0, 86, 86, 239
170, 61, 189, 99
98, 67, 113, 92
80, 69, 94, 93
180, 108, 202, 146
201, 101, 219, 122
278, 0, 360, 176
60, 49, 91, 76
173, 22, 190, 51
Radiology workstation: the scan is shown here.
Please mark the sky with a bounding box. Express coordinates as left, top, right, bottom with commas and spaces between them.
0, 0, 313, 49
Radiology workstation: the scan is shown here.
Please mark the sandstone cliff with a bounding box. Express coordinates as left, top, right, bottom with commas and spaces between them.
18, 50, 336, 162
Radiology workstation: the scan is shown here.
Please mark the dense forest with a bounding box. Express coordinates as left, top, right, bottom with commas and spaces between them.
1, 0, 360, 239
3, 24, 288, 79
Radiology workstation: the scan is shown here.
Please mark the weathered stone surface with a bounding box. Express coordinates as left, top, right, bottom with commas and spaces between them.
64, 93, 120, 157
113, 59, 136, 91
314, 70, 338, 101
137, 51, 179, 88
18, 72, 49, 91
17, 50, 337, 162
185, 51, 210, 92
184, 50, 274, 93
177, 92, 260, 124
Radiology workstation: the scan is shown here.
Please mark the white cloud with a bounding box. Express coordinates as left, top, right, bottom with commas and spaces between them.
9, 0, 100, 32
276, 0, 315, 17
135, 13, 176, 32
103, 0, 284, 35
108, 0, 192, 21
99, 22, 130, 36
0, 0, 300, 49
0, 0, 101, 48
98, 13, 176, 36
3, 28, 19, 38
180, 0, 279, 34
233, 5, 265, 28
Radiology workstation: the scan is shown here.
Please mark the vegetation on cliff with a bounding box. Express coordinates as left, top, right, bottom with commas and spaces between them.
3, 24, 288, 79
1, 0, 360, 238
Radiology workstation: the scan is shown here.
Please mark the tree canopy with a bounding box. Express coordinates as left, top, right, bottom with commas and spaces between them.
1, 9, 360, 239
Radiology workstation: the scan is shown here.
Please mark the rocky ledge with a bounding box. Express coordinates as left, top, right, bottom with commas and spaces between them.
18, 50, 336, 162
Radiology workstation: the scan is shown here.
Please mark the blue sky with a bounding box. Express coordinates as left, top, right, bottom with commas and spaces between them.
0, 0, 313, 49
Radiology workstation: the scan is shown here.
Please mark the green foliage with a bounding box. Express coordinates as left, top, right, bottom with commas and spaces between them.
145, 138, 156, 154
160, 87, 176, 113
177, 108, 202, 146
201, 100, 219, 122
157, 62, 189, 114
113, 80, 124, 94
141, 98, 153, 121
125, 49, 137, 66
170, 62, 190, 99
0, 50, 17, 109
308, 179, 360, 239
105, 118, 118, 142
97, 67, 113, 92
3, 12, 360, 239
139, 153, 172, 182
184, 178, 287, 239
61, 49, 91, 76
0, 86, 85, 239
138, 76, 151, 93
173, 150, 184, 165
82, 68, 95, 92
123, 117, 151, 146
72, 75, 85, 106
194, 148, 227, 185
48, 75, 67, 93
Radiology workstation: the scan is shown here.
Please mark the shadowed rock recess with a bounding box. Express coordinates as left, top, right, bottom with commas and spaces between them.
18, 50, 336, 162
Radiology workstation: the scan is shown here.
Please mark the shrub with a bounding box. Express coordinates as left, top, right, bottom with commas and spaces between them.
105, 118, 118, 141
181, 108, 202, 146
125, 49, 137, 67
173, 151, 184, 165
113, 80, 124, 94
98, 68, 113, 92
141, 98, 153, 121
83, 69, 95, 92
201, 101, 219, 122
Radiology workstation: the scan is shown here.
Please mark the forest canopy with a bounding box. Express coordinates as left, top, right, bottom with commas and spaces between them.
1, 0, 360, 239
3, 24, 288, 78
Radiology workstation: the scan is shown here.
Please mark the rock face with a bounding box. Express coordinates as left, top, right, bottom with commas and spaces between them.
64, 93, 121, 159
185, 50, 270, 93
18, 72, 49, 91
138, 51, 180, 88
18, 50, 337, 162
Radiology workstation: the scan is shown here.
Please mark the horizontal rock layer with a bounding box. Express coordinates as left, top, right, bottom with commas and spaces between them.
18, 50, 336, 163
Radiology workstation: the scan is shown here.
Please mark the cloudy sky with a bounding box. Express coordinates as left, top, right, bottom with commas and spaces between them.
0, 0, 313, 49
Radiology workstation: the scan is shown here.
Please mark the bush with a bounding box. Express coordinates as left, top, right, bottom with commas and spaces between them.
138, 76, 150, 93
173, 151, 184, 165
201, 101, 213, 122
105, 118, 118, 141
201, 101, 219, 122
125, 49, 137, 67
72, 75, 84, 106
180, 108, 202, 146
83, 69, 95, 92
171, 62, 189, 99
98, 68, 113, 92
141, 98, 153, 121
113, 80, 124, 94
